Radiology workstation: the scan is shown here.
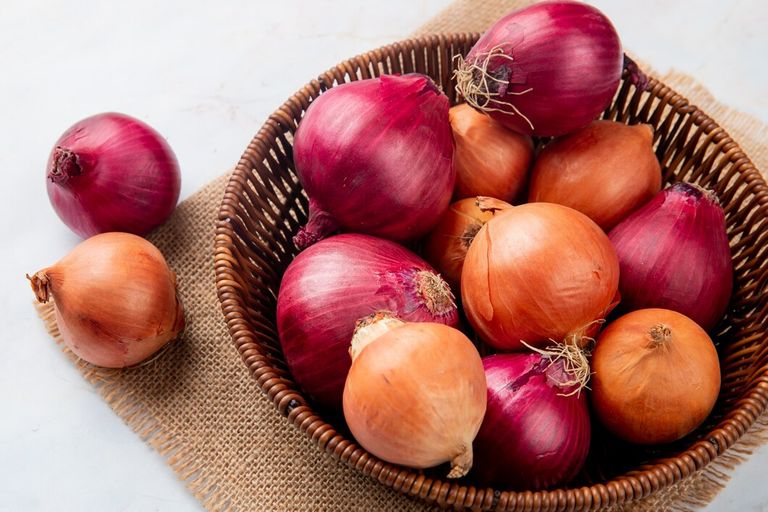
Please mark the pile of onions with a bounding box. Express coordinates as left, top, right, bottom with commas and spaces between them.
449, 104, 533, 202
276, 234, 458, 411
46, 113, 181, 238
27, 232, 184, 367
609, 183, 733, 330
528, 120, 661, 230
454, 1, 624, 136
472, 353, 590, 489
422, 196, 512, 289
292, 74, 454, 249
462, 203, 619, 350
591, 308, 721, 444
343, 314, 487, 478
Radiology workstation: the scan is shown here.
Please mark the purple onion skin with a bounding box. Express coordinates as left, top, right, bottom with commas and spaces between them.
608, 183, 733, 331
46, 112, 180, 238
472, 353, 591, 490
292, 74, 454, 249
276, 234, 458, 412
461, 1, 623, 137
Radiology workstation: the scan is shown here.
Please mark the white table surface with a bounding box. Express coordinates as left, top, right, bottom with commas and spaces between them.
1, 1, 766, 511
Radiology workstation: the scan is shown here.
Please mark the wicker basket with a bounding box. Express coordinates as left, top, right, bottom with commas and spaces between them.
214, 34, 768, 510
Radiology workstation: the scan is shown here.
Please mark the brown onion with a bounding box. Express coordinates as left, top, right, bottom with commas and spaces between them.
422, 196, 512, 289
528, 120, 661, 230
462, 203, 619, 350
591, 308, 721, 444
450, 104, 533, 202
28, 232, 184, 367
343, 314, 487, 478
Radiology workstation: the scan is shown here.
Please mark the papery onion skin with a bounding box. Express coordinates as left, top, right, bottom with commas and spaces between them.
46, 113, 181, 238
472, 353, 590, 490
462, 203, 619, 350
422, 196, 512, 290
449, 104, 533, 202
591, 308, 721, 444
293, 74, 454, 249
608, 183, 733, 331
343, 316, 487, 478
277, 234, 458, 412
529, 121, 661, 230
455, 1, 624, 137
28, 232, 184, 368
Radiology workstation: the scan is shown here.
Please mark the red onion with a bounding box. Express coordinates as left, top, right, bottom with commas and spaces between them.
47, 112, 180, 238
276, 234, 458, 412
608, 183, 733, 331
454, 1, 624, 137
472, 353, 590, 490
292, 74, 454, 249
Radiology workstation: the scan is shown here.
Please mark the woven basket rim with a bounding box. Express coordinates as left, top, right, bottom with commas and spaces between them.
214, 33, 768, 510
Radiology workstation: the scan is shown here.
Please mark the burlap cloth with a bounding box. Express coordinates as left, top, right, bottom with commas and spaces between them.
35, 1, 768, 510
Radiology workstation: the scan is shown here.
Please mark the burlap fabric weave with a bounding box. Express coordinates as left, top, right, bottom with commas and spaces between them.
35, 1, 768, 510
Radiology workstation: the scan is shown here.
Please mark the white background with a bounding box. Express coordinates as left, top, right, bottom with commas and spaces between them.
1, 1, 766, 510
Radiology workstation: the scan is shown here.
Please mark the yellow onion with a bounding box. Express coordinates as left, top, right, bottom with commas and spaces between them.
343, 314, 487, 478
422, 196, 512, 290
28, 232, 184, 367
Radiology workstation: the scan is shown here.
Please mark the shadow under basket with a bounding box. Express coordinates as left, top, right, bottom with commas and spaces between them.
214, 34, 768, 511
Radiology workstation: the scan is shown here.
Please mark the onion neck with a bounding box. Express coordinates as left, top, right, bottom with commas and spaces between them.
671, 182, 719, 205
623, 53, 648, 91
293, 198, 340, 250
649, 323, 672, 348
446, 444, 473, 479
27, 271, 51, 303
415, 270, 455, 316
48, 147, 82, 184
349, 312, 404, 361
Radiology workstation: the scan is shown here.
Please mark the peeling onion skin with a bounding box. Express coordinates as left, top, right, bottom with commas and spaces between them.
461, 203, 620, 350
28, 232, 184, 368
591, 308, 721, 444
343, 317, 487, 478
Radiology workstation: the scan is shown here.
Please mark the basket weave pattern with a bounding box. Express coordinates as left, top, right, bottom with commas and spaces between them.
214, 34, 768, 510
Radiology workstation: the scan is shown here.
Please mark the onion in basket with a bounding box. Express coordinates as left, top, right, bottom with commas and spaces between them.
343, 314, 486, 478
292, 73, 454, 249
454, 1, 625, 136
591, 308, 721, 444
528, 120, 661, 230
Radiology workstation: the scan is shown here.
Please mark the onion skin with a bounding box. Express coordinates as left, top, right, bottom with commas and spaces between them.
462, 203, 619, 350
528, 121, 661, 230
27, 232, 184, 368
343, 316, 487, 478
277, 234, 458, 412
449, 104, 533, 202
46, 113, 180, 238
422, 196, 512, 290
455, 1, 623, 136
472, 353, 590, 490
293, 74, 454, 248
591, 308, 721, 444
608, 183, 733, 330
